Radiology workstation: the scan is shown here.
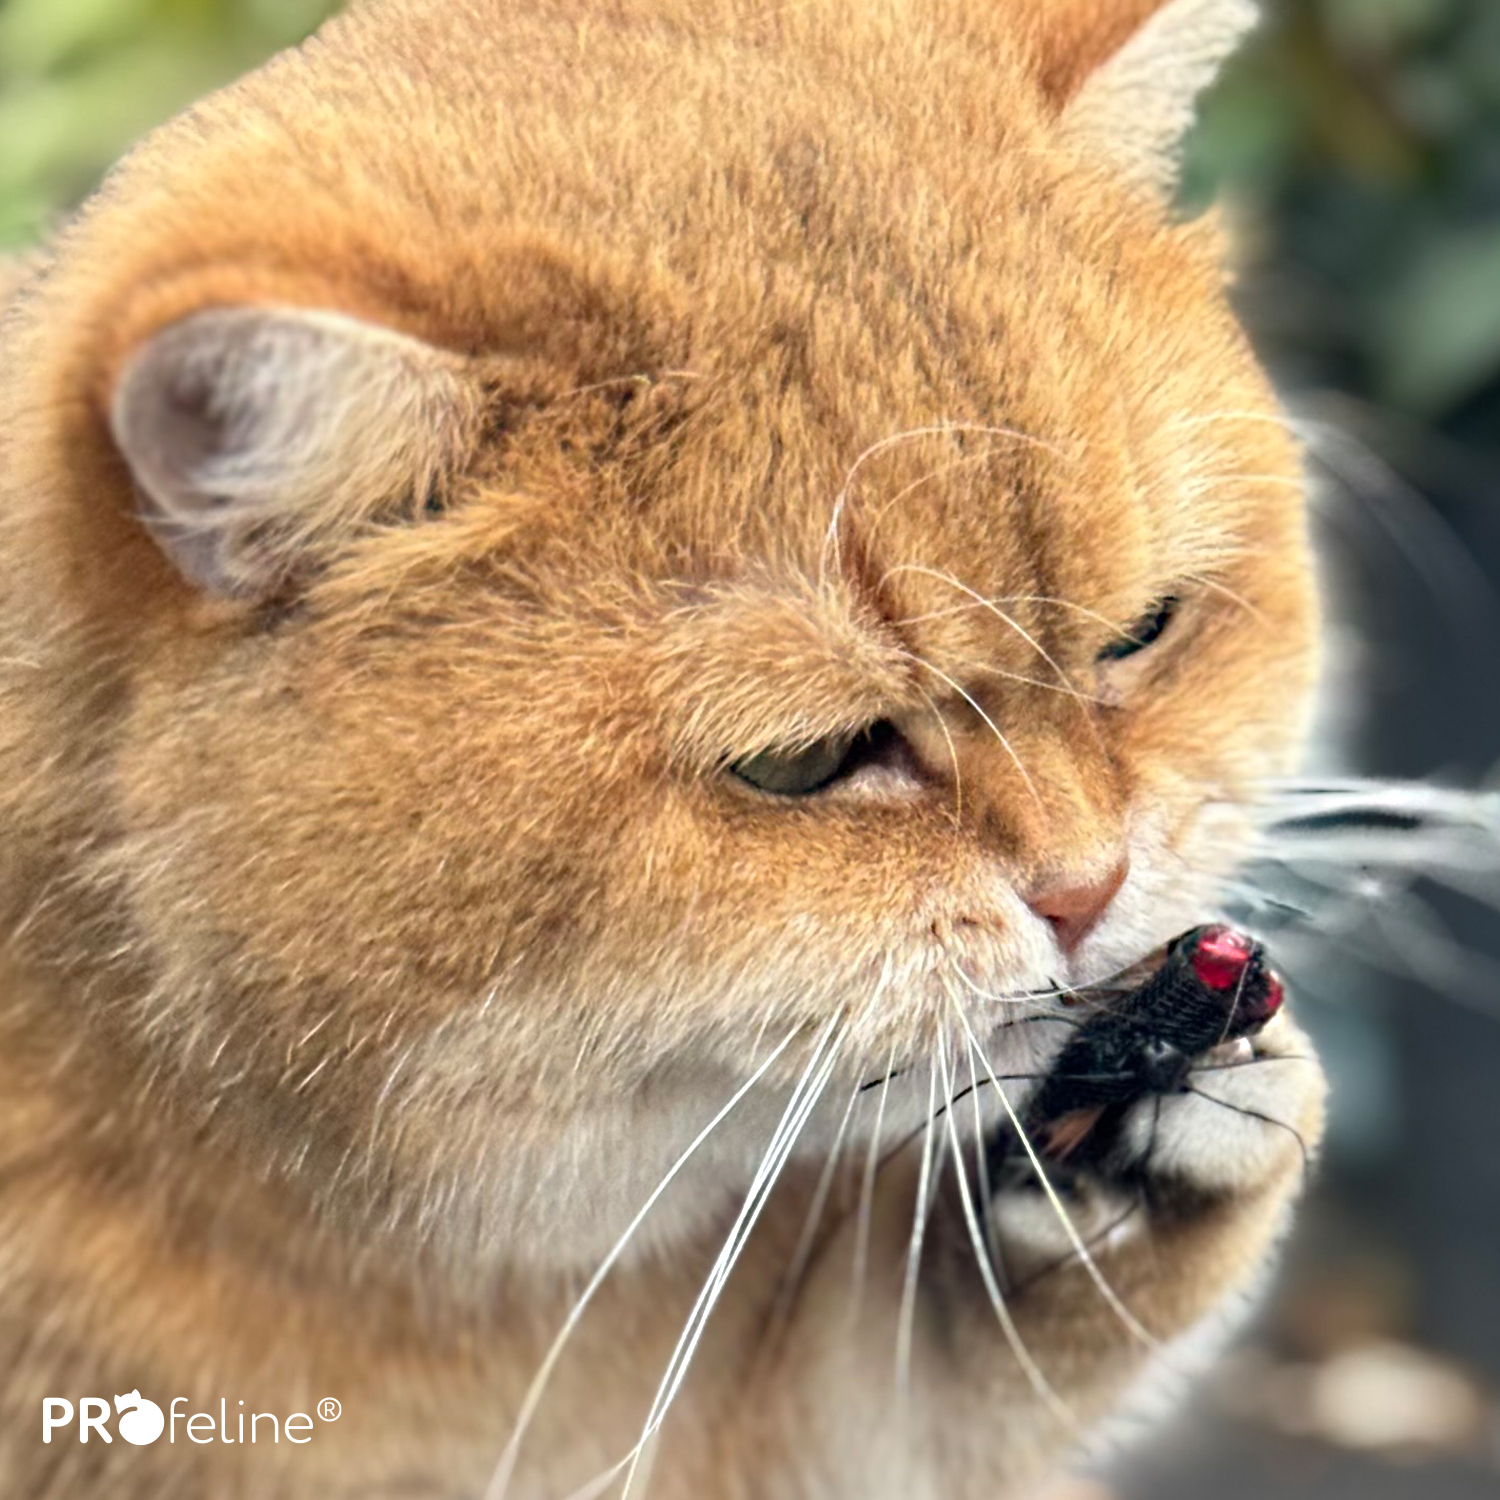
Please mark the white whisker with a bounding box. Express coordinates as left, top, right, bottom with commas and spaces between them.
913, 680, 964, 823
851, 1043, 899, 1327
770, 1068, 867, 1332
895, 647, 1043, 808
484, 1025, 803, 1500
883, 566, 1094, 706
937, 1029, 1078, 1430
895, 1062, 940, 1400
614, 1018, 845, 1500
953, 1003, 1156, 1349
821, 422, 1067, 586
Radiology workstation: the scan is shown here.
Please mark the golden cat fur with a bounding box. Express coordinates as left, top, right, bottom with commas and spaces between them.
0, 0, 1326, 1495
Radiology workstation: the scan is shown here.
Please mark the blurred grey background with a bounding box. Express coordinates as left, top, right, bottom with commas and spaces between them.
3, 0, 1498, 1494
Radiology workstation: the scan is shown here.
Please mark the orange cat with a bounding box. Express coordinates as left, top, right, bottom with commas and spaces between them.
0, 1, 1326, 1496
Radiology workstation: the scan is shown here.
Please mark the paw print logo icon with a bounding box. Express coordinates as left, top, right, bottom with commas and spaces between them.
113, 1391, 165, 1445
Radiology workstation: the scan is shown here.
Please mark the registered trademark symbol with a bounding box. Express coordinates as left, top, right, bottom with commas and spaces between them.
317, 1397, 341, 1422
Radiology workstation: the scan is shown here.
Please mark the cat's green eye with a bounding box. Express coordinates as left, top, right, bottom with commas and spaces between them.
731, 734, 859, 797
1098, 596, 1180, 663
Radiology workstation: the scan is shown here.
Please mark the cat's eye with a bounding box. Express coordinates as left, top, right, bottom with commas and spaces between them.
1098, 596, 1180, 662
731, 733, 860, 796
730, 722, 911, 798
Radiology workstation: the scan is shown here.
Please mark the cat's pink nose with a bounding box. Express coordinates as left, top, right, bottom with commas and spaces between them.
1025, 857, 1130, 953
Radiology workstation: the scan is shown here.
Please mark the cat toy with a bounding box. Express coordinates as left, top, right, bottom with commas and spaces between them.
1020, 924, 1285, 1160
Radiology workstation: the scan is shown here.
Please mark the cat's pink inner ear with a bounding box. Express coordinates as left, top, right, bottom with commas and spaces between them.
108, 305, 480, 597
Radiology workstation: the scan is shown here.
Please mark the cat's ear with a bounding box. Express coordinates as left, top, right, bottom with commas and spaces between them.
1032, 0, 1260, 198
109, 306, 481, 597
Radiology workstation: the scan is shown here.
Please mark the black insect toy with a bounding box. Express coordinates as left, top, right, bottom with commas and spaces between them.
1017, 924, 1285, 1163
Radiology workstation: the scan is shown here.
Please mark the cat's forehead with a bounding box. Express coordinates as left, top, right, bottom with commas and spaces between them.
615, 279, 1264, 634
430, 242, 1279, 678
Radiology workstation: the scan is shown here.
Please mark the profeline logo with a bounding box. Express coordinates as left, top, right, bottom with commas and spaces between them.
42, 1394, 336, 1445
114, 1392, 164, 1445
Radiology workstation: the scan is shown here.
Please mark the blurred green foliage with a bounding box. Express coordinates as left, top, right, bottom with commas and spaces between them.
0, 0, 332, 249
1, 0, 1497, 435
1189, 0, 1500, 431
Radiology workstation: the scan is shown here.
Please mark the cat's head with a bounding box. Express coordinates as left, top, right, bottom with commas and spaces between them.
0, 0, 1313, 1267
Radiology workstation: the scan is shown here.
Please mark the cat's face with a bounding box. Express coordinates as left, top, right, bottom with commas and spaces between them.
1, 0, 1314, 1266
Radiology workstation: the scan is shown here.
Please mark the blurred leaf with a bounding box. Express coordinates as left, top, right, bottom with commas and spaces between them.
0, 0, 157, 77
0, 0, 332, 247
1375, 226, 1500, 413
1323, 0, 1451, 53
